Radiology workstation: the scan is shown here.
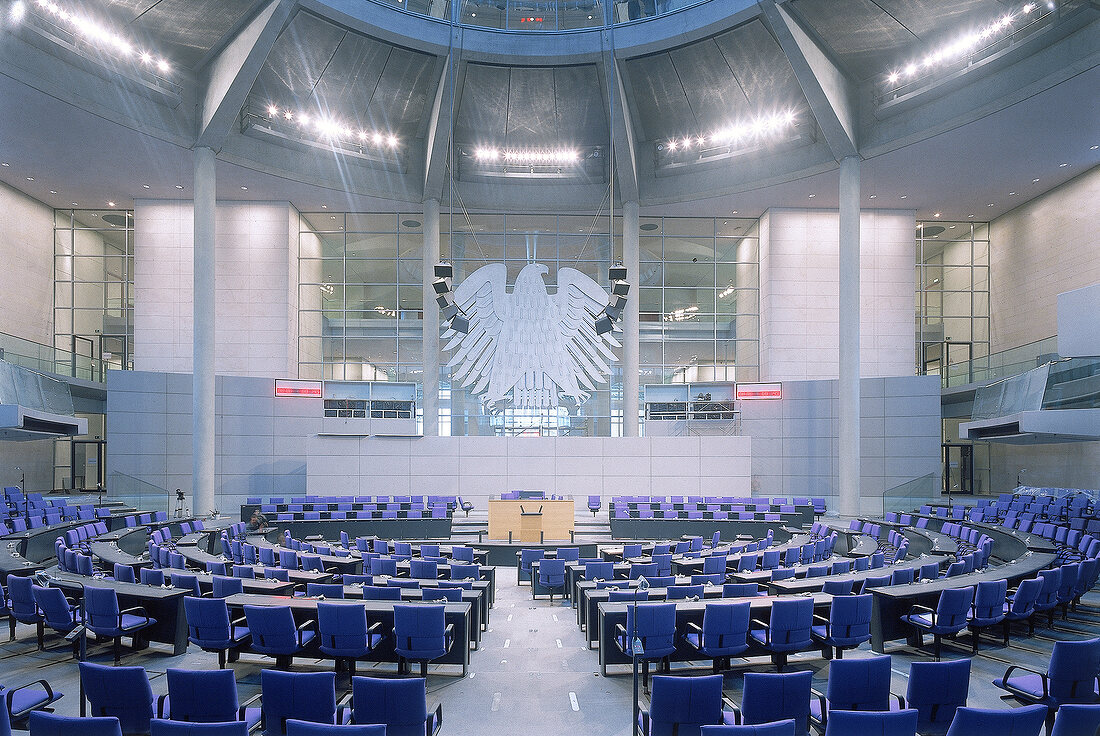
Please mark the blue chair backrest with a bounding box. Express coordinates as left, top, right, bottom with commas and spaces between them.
1050, 704, 1100, 736
826, 655, 892, 711
351, 676, 430, 734
934, 587, 974, 629
585, 561, 615, 581
1048, 637, 1100, 703
30, 712, 123, 736
972, 579, 1008, 622
261, 670, 339, 735
165, 667, 243, 723
185, 596, 233, 644
703, 602, 750, 649
907, 658, 970, 732
626, 603, 677, 657
361, 585, 402, 601
647, 674, 724, 736
945, 705, 1047, 736
723, 583, 759, 598
823, 709, 918, 736
394, 604, 448, 659
741, 671, 811, 733
538, 559, 567, 586
317, 601, 371, 654
246, 605, 300, 652
79, 661, 154, 734
768, 598, 813, 644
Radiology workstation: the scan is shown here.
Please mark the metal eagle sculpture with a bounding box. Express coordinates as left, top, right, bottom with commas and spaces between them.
441, 263, 621, 411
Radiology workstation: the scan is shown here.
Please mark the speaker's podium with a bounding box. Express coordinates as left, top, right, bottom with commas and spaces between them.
488, 498, 574, 542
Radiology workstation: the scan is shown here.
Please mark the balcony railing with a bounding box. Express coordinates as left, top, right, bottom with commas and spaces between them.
0, 331, 106, 383
364, 0, 711, 32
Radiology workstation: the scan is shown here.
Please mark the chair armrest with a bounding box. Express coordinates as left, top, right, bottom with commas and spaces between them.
428, 703, 443, 736
1000, 665, 1049, 700
749, 617, 769, 630
157, 693, 169, 718
296, 619, 316, 632
119, 606, 152, 626
905, 604, 935, 621
231, 616, 248, 627
639, 707, 650, 736
366, 621, 384, 636
684, 622, 703, 636
5, 679, 57, 718
812, 613, 829, 625
892, 693, 906, 710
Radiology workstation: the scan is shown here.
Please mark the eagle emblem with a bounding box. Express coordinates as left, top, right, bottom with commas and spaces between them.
442, 263, 621, 411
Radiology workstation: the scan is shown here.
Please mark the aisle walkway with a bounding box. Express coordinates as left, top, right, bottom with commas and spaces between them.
434, 566, 635, 735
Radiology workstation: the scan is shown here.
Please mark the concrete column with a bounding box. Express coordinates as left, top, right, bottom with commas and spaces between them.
838, 156, 861, 517
422, 199, 441, 436
192, 147, 216, 517
623, 200, 640, 437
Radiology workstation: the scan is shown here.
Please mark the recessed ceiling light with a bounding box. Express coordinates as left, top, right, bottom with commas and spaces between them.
987, 203, 994, 207
25, 177, 33, 181
175, 184, 184, 189
1032, 178, 1040, 183
321, 204, 328, 209
967, 214, 975, 218
900, 195, 907, 199
868, 194, 877, 199
1091, 145, 1099, 150
1059, 162, 1069, 168
240, 186, 248, 191
933, 212, 941, 218
1009, 192, 1017, 196
142, 184, 150, 189
71, 202, 78, 206
807, 194, 816, 198
948, 225, 956, 229
0, 162, 9, 167
107, 201, 116, 207
731, 211, 737, 215
49, 190, 57, 194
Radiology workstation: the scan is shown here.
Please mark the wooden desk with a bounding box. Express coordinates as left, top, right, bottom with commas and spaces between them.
488, 499, 574, 541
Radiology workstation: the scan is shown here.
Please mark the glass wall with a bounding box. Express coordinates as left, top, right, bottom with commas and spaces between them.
915, 220, 991, 494
639, 217, 760, 387
915, 221, 990, 379
299, 211, 759, 437
53, 209, 135, 379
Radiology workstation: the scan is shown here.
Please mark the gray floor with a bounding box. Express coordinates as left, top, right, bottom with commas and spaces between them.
5, 562, 1100, 732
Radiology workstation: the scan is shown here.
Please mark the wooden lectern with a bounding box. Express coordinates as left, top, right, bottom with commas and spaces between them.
519, 506, 543, 543
487, 498, 574, 541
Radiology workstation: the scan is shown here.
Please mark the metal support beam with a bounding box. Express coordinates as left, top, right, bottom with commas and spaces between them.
595, 49, 639, 203
192, 147, 217, 517
623, 200, 640, 437
423, 42, 468, 200
197, 0, 298, 151
838, 156, 861, 516
422, 198, 441, 436
760, 1, 858, 160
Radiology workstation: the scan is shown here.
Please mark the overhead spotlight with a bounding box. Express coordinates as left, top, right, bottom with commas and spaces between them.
267, 105, 278, 117
432, 277, 451, 294
434, 262, 453, 279
436, 293, 453, 309
611, 281, 630, 297
608, 265, 627, 281
450, 315, 470, 334
442, 303, 461, 320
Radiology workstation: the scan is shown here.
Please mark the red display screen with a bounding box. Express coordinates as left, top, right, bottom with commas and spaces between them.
736, 383, 782, 400
274, 380, 322, 398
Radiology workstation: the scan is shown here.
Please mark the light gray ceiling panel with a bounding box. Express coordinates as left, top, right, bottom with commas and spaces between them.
712, 21, 803, 111
666, 41, 749, 134
252, 12, 347, 102
504, 67, 558, 144
623, 53, 698, 142
308, 34, 390, 123
455, 64, 511, 143
362, 47, 438, 138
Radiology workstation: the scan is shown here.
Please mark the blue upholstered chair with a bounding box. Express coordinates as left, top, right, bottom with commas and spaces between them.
731, 671, 812, 736
535, 559, 568, 602
993, 636, 1100, 728
30, 585, 81, 651
392, 603, 456, 677
811, 593, 872, 660
667, 584, 704, 601
809, 655, 894, 731
449, 563, 480, 581
640, 674, 734, 735
0, 679, 63, 728
1050, 704, 1100, 736
6, 576, 44, 648
243, 605, 317, 669
140, 568, 166, 586
622, 544, 644, 560
184, 597, 250, 669
631, 563, 659, 580
211, 576, 243, 599
967, 578, 1008, 653
943, 704, 1047, 736
450, 546, 475, 563
823, 709, 917, 736
614, 603, 677, 689
316, 601, 383, 677
518, 549, 544, 584
151, 720, 249, 736
750, 597, 814, 671
410, 560, 439, 580
259, 670, 349, 736
78, 661, 157, 735
723, 583, 763, 598
584, 561, 615, 582
899, 586, 973, 660
305, 583, 343, 599
892, 658, 970, 736
820, 579, 854, 597
114, 564, 137, 583
350, 676, 442, 736
159, 668, 260, 732
29, 712, 122, 736
83, 586, 156, 663
683, 602, 750, 673
361, 586, 402, 600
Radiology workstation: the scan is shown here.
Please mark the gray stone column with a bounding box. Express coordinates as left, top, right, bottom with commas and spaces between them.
838, 156, 861, 517
623, 200, 640, 437
192, 147, 216, 517
422, 199, 440, 436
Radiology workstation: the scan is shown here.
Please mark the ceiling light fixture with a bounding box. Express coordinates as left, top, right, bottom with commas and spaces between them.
475, 147, 580, 165
1091, 145, 1098, 150
807, 194, 816, 199
27, 0, 171, 75
900, 195, 908, 199
261, 102, 400, 151
49, 189, 57, 194
107, 201, 116, 207
25, 176, 33, 181
1058, 162, 1068, 167
240, 186, 247, 191
868, 194, 877, 199
886, 1, 1047, 87
142, 184, 150, 189
175, 184, 184, 189
933, 212, 942, 218
0, 162, 8, 166
1032, 178, 1040, 182
677, 110, 798, 154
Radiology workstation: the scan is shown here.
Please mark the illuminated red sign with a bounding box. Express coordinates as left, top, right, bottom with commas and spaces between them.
274, 380, 322, 398
736, 383, 782, 400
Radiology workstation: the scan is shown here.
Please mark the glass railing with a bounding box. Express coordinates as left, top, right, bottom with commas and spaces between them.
107, 471, 170, 515
365, 0, 711, 32
0, 331, 106, 383
0, 359, 76, 416
881, 473, 938, 516
943, 335, 1059, 388
972, 356, 1100, 419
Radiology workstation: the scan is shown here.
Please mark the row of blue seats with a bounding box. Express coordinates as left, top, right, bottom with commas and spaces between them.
2, 661, 442, 735
611, 494, 826, 508
1, 505, 111, 534
269, 509, 450, 521
249, 494, 468, 509
632, 649, 1100, 736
